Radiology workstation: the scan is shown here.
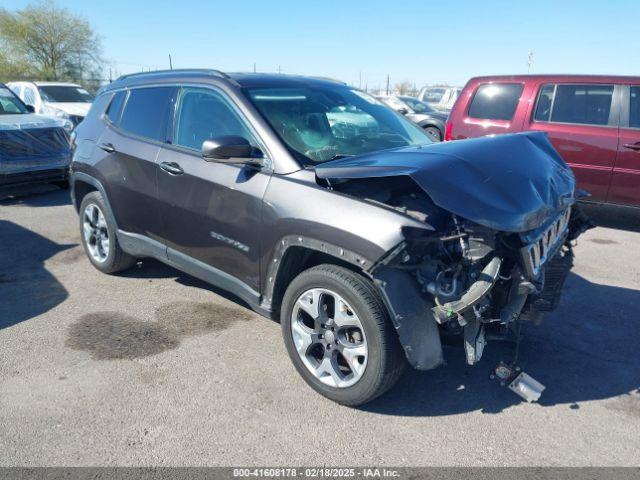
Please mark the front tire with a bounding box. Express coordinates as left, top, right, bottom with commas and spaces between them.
281, 264, 406, 406
79, 191, 137, 274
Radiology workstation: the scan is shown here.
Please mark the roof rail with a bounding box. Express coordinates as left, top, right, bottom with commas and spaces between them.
116, 68, 232, 82
309, 76, 347, 85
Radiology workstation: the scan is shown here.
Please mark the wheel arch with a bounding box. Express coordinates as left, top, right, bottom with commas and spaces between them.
71, 172, 118, 229
263, 236, 372, 321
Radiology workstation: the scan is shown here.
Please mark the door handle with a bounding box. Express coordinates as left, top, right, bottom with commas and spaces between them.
159, 161, 184, 175
622, 143, 640, 151
98, 142, 116, 153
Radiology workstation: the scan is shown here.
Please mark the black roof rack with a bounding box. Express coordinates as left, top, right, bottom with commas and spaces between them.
116, 68, 232, 82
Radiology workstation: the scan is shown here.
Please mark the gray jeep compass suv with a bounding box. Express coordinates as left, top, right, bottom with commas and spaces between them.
71, 69, 591, 405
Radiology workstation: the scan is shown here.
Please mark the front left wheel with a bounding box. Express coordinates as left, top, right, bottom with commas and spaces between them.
281, 264, 406, 406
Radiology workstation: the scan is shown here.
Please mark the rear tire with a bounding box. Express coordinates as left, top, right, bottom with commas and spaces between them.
281, 264, 406, 406
424, 126, 442, 142
79, 191, 137, 274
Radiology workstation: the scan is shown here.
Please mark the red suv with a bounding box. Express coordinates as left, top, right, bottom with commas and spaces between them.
446, 75, 640, 207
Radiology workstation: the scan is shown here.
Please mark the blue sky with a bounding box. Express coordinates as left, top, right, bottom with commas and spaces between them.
4, 0, 640, 88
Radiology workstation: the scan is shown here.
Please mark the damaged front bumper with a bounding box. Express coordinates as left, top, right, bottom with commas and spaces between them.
371, 204, 592, 370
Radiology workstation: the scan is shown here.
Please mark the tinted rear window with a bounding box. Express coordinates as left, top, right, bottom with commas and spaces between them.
468, 83, 523, 120
535, 84, 613, 126
120, 87, 175, 141
630, 87, 640, 129
106, 90, 127, 124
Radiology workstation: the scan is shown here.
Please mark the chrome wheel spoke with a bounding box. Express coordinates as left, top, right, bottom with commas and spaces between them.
338, 343, 367, 378
333, 298, 360, 329
295, 289, 321, 321
291, 319, 315, 353
315, 356, 342, 387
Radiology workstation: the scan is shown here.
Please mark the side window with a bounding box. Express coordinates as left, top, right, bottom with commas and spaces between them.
106, 90, 127, 124
552, 84, 613, 125
535, 84, 613, 126
630, 87, 640, 129
119, 87, 175, 141
173, 87, 255, 151
468, 83, 523, 120
24, 87, 34, 106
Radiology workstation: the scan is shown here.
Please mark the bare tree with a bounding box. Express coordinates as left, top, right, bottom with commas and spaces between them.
0, 0, 103, 83
394, 79, 413, 95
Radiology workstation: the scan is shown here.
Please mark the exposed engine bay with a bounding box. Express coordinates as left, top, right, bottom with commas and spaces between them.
328, 174, 593, 369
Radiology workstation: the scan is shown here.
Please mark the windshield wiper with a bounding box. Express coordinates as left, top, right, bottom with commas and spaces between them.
327, 154, 354, 161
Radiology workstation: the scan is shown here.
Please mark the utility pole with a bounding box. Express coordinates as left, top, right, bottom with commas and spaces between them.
253, 62, 257, 73
527, 51, 534, 74
169, 54, 173, 70
359, 71, 362, 90
386, 74, 390, 96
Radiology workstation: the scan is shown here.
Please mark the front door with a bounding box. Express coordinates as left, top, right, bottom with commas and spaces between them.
156, 86, 271, 295
608, 85, 640, 206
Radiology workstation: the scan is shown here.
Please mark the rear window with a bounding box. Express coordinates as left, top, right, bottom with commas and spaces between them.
630, 87, 640, 129
534, 84, 614, 126
119, 87, 175, 141
106, 90, 127, 124
468, 83, 523, 121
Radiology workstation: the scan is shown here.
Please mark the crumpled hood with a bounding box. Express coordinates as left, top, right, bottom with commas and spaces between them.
315, 132, 576, 232
0, 113, 70, 131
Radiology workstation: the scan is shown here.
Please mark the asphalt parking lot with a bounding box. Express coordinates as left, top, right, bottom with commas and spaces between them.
1, 185, 639, 467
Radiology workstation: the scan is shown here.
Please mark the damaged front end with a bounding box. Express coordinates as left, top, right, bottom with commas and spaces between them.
371, 204, 592, 369
316, 132, 594, 371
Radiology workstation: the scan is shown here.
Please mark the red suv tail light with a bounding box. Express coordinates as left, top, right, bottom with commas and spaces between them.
444, 121, 453, 141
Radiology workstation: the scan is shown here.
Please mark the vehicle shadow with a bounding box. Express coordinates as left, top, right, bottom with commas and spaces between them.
581, 203, 640, 233
0, 220, 74, 329
0, 184, 71, 207
362, 271, 640, 416
121, 258, 255, 311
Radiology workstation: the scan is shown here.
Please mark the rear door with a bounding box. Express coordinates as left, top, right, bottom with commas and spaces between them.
156, 85, 271, 294
608, 85, 640, 206
97, 86, 176, 240
528, 83, 620, 202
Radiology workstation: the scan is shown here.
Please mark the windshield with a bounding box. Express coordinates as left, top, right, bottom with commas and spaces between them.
399, 96, 435, 113
38, 85, 94, 103
421, 88, 446, 103
0, 87, 28, 115
246, 85, 431, 164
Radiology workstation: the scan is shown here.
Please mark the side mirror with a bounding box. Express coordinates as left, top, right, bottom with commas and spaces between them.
25, 105, 35, 113
202, 136, 263, 166
397, 108, 409, 115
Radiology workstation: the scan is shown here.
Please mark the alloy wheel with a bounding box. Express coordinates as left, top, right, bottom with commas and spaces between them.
82, 203, 110, 263
290, 288, 368, 388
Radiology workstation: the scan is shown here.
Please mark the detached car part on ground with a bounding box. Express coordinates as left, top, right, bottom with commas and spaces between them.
0, 84, 72, 188
70, 71, 592, 406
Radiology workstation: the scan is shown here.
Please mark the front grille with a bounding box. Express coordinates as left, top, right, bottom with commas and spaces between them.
0, 127, 69, 158
520, 208, 571, 278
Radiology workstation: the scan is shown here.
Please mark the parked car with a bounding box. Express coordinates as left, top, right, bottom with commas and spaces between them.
7, 81, 94, 126
446, 75, 640, 208
70, 70, 590, 405
0, 83, 72, 188
377, 95, 447, 141
417, 86, 461, 112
